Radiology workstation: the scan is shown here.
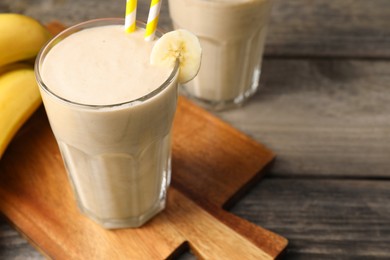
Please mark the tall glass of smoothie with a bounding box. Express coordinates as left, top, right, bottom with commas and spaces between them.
168, 0, 273, 110
35, 18, 180, 229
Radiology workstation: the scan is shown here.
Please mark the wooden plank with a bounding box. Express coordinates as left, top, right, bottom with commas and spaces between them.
4, 177, 390, 259
231, 178, 390, 259
217, 58, 390, 178
1, 0, 389, 58
0, 0, 388, 258
266, 0, 390, 58
0, 19, 286, 259
172, 98, 276, 209
0, 95, 286, 259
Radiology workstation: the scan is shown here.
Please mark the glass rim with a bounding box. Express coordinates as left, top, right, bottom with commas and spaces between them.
35, 18, 179, 110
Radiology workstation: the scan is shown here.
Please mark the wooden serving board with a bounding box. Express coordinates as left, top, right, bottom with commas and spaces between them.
0, 22, 287, 259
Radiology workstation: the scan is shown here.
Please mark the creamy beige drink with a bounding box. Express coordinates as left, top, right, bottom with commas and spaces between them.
35, 19, 179, 228
169, 0, 273, 110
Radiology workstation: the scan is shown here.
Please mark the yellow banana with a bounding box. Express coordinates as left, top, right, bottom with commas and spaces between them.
0, 13, 51, 66
0, 62, 31, 75
0, 66, 42, 158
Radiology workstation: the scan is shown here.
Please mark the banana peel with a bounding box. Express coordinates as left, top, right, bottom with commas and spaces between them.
0, 66, 42, 158
0, 13, 53, 158
0, 13, 51, 66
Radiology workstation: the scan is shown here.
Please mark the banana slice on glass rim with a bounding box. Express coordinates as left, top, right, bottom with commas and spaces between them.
150, 29, 202, 84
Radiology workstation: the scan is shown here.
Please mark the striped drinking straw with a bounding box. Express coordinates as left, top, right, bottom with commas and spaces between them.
145, 0, 162, 41
125, 0, 137, 33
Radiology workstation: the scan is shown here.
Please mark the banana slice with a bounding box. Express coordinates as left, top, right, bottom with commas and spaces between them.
151, 29, 202, 83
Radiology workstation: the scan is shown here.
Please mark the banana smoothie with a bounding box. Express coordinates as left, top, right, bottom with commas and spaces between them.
35, 19, 180, 228
169, 0, 273, 110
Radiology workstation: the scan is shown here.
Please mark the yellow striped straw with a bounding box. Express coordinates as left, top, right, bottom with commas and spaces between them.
125, 0, 137, 33
145, 0, 162, 41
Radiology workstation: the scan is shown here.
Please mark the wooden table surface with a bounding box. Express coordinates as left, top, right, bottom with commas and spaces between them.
1, 0, 389, 259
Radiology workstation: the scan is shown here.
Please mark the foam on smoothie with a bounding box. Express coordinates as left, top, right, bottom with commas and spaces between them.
41, 25, 172, 105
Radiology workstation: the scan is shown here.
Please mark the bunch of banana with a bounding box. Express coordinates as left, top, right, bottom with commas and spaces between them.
0, 13, 52, 158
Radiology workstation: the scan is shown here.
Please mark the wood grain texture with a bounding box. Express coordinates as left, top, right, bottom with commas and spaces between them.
0, 95, 287, 259
266, 0, 390, 58
1, 0, 388, 58
173, 98, 275, 209
0, 0, 389, 259
218, 58, 390, 178
0, 218, 42, 259
231, 178, 390, 259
